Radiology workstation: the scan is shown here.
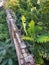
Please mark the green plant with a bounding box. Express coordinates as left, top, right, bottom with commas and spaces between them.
0, 8, 18, 65
0, 0, 49, 65
21, 1, 49, 64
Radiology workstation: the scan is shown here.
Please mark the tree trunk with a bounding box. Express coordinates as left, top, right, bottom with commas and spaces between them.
6, 9, 36, 65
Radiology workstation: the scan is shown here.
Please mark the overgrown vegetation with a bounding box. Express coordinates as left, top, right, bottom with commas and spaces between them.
0, 8, 18, 65
0, 0, 49, 65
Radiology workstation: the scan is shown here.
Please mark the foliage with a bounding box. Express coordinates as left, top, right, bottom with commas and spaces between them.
0, 0, 49, 65
0, 8, 18, 65
0, 41, 18, 65
20, 0, 49, 65
0, 8, 9, 41
21, 15, 27, 35
36, 34, 49, 43
4, 0, 19, 10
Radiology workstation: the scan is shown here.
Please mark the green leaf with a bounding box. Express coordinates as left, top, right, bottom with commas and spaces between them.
36, 57, 44, 64
22, 36, 33, 41
21, 15, 27, 35
27, 20, 35, 38
35, 25, 43, 32
36, 34, 49, 43
8, 58, 13, 65
0, 57, 3, 63
1, 60, 8, 65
